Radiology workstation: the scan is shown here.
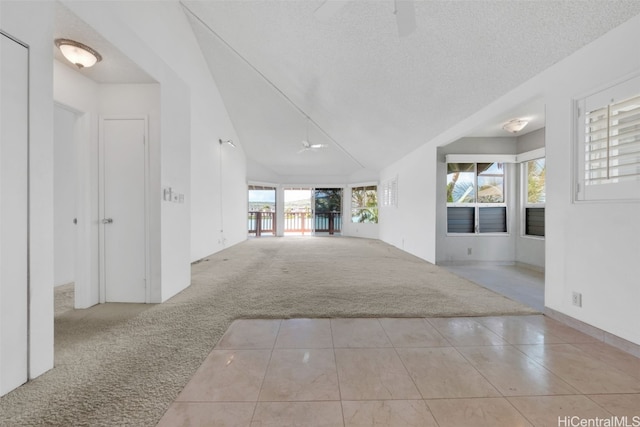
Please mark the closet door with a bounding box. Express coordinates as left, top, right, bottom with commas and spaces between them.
0, 32, 29, 396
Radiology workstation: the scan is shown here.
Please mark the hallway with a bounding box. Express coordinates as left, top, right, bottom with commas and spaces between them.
443, 264, 545, 312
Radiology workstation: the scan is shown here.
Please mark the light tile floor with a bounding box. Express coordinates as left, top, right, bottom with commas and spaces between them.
442, 264, 545, 312
157, 316, 640, 427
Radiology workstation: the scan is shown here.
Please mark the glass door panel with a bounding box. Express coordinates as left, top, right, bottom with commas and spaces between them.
284, 188, 313, 235
248, 185, 276, 237
314, 188, 342, 235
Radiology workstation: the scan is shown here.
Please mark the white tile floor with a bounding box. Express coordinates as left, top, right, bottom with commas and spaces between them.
442, 264, 545, 311
157, 316, 640, 427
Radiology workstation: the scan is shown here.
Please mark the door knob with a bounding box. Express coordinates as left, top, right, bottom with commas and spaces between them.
102, 218, 113, 224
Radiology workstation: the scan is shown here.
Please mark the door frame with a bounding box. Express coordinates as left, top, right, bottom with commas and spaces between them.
282, 187, 314, 235
313, 187, 344, 235
98, 115, 150, 303
281, 186, 345, 236
0, 29, 30, 394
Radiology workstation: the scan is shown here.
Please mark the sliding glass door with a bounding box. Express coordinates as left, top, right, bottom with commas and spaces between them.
248, 185, 276, 237
314, 188, 342, 235
282, 187, 343, 235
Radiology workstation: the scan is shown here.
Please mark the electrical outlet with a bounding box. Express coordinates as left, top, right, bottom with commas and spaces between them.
572, 292, 582, 307
467, 248, 472, 255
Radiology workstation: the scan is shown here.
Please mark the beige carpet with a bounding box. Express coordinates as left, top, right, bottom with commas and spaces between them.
0, 237, 537, 426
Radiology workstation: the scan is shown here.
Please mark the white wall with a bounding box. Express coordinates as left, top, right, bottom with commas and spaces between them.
379, 143, 438, 262
381, 13, 640, 345
541, 15, 640, 345
515, 129, 545, 269
53, 105, 77, 286
1, 0, 55, 386
54, 66, 166, 304
98, 84, 163, 301
61, 1, 236, 302
517, 127, 545, 154
1, 25, 29, 397
435, 138, 518, 264
68, 0, 247, 263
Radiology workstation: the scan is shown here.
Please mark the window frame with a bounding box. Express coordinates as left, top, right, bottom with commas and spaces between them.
350, 185, 378, 224
520, 153, 546, 239
446, 161, 509, 236
575, 74, 640, 202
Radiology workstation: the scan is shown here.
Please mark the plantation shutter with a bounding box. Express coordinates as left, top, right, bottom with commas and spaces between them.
584, 93, 640, 186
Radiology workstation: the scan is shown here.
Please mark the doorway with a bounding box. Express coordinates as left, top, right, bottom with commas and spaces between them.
314, 188, 342, 235
283, 187, 343, 235
99, 117, 149, 303
284, 188, 312, 235
53, 105, 78, 308
248, 185, 276, 237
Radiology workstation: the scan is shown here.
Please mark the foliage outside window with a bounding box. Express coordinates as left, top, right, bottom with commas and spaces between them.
315, 188, 342, 213
447, 163, 507, 234
351, 186, 378, 223
526, 159, 546, 204
524, 158, 545, 237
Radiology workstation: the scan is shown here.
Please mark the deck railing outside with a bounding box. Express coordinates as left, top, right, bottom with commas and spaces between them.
248, 211, 275, 236
313, 212, 342, 234
248, 211, 342, 236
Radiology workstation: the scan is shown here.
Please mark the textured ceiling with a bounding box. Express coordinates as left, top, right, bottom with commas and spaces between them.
183, 0, 640, 179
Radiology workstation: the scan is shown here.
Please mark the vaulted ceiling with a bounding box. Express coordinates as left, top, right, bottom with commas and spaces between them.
56, 1, 640, 181
181, 0, 640, 181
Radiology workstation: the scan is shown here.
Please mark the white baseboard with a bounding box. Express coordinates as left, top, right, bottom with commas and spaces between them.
545, 307, 640, 359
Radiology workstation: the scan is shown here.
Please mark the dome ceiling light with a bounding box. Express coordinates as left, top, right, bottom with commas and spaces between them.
502, 118, 529, 134
55, 38, 102, 69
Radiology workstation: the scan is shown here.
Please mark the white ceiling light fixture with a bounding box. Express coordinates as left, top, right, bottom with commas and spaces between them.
55, 38, 102, 69
502, 118, 529, 134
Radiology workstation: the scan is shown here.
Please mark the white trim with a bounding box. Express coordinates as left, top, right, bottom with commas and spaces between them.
521, 234, 545, 241
516, 148, 545, 163
247, 180, 278, 188
348, 181, 378, 188
446, 232, 512, 237
282, 183, 347, 190
445, 154, 517, 164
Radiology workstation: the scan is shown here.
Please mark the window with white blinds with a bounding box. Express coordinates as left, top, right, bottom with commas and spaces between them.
577, 75, 640, 201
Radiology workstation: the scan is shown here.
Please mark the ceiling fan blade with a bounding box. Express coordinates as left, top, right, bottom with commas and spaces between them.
394, 0, 416, 38
314, 0, 349, 22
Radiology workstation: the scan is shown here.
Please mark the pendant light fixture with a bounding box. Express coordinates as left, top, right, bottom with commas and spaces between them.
55, 38, 102, 69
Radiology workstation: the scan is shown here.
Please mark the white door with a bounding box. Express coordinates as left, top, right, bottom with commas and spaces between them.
0, 32, 29, 396
100, 118, 147, 303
